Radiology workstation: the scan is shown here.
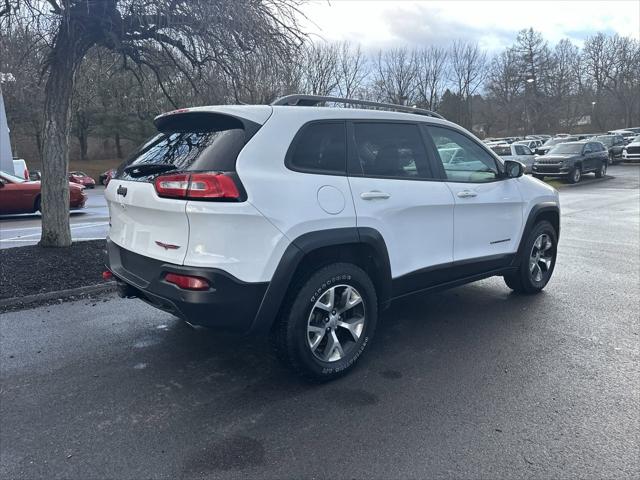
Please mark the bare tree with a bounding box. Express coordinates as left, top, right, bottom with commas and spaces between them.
335, 41, 369, 100
300, 41, 339, 96
1, 0, 304, 247
449, 40, 487, 129
487, 48, 523, 132
373, 47, 418, 105
415, 46, 447, 110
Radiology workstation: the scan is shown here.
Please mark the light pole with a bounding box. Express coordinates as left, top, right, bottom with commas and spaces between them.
591, 101, 597, 128
524, 77, 535, 134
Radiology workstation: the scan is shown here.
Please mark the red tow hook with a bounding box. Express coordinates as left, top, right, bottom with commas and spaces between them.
102, 270, 113, 281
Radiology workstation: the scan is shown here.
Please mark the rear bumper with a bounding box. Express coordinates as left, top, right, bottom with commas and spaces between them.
106, 239, 268, 333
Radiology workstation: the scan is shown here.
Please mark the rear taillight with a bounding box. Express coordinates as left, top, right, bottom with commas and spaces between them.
154, 172, 241, 201
155, 173, 190, 198
164, 273, 210, 291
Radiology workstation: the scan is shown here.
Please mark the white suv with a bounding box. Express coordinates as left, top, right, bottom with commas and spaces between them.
105, 95, 560, 380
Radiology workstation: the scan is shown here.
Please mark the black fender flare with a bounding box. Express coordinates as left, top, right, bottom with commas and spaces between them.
513, 202, 560, 264
249, 227, 391, 334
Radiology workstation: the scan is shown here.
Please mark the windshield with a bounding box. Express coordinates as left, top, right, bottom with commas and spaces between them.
490, 146, 512, 156
548, 143, 584, 154
0, 171, 26, 183
594, 136, 614, 146
633, 135, 640, 143
544, 137, 577, 146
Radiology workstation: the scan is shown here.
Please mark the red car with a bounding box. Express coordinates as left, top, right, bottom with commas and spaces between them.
0, 171, 87, 215
68, 171, 96, 188
99, 168, 116, 186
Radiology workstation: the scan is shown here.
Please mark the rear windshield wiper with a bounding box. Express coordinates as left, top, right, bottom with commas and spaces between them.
124, 163, 177, 177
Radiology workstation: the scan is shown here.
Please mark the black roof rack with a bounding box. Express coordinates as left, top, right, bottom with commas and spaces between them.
271, 94, 445, 120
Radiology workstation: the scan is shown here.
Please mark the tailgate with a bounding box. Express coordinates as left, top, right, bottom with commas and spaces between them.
106, 180, 189, 264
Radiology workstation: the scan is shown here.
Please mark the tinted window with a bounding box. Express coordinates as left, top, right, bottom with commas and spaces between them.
288, 122, 346, 174
116, 113, 249, 182
350, 123, 431, 179
427, 126, 500, 183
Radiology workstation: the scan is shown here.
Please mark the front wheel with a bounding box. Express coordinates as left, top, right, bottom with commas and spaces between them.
594, 161, 607, 178
566, 165, 581, 184
504, 220, 557, 294
271, 263, 378, 381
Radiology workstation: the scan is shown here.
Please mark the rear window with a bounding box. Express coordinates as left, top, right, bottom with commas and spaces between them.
115, 112, 255, 182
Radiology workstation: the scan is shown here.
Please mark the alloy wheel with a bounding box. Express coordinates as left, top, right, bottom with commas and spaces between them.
307, 284, 365, 362
572, 168, 581, 183
529, 234, 554, 283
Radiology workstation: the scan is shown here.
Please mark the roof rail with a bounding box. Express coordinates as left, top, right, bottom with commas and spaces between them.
271, 94, 445, 120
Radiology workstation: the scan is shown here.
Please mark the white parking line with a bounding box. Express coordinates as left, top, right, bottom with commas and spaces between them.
0, 237, 106, 243
0, 222, 109, 241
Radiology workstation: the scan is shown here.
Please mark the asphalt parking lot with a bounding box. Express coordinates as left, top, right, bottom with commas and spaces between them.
1, 166, 638, 479
0, 186, 108, 249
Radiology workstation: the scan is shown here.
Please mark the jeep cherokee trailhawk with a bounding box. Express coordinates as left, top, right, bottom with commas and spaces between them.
105, 95, 560, 380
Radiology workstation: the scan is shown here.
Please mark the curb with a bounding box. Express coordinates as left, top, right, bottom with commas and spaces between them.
0, 282, 116, 308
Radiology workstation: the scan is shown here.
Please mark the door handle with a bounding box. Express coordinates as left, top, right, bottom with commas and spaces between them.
360, 191, 391, 200
456, 190, 477, 198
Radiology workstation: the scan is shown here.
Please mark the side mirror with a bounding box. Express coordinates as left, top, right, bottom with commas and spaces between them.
504, 160, 524, 178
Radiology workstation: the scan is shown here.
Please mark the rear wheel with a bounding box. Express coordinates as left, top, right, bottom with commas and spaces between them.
566, 165, 581, 184
271, 263, 378, 381
594, 161, 607, 178
34, 195, 41, 213
504, 220, 557, 294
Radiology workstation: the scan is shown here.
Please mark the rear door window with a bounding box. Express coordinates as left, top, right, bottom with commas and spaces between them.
349, 122, 432, 179
115, 113, 254, 182
286, 122, 347, 174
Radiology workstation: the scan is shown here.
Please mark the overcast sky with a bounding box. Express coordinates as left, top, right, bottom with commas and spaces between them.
299, 0, 640, 52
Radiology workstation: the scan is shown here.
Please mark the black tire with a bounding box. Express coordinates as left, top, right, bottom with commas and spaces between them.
566, 165, 581, 184
504, 220, 557, 294
594, 161, 607, 178
532, 174, 545, 180
271, 262, 378, 381
34, 195, 41, 213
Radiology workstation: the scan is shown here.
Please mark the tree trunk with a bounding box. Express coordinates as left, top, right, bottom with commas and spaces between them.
115, 131, 123, 159
39, 47, 78, 247
77, 127, 88, 162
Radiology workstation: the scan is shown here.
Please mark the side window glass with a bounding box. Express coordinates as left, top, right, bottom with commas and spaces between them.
350, 123, 432, 179
427, 126, 500, 183
288, 122, 346, 174
515, 145, 526, 155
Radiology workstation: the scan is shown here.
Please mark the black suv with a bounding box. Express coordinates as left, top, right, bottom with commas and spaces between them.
591, 135, 626, 164
532, 141, 608, 183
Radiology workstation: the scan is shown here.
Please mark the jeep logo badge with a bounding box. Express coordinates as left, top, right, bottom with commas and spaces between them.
117, 185, 128, 197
